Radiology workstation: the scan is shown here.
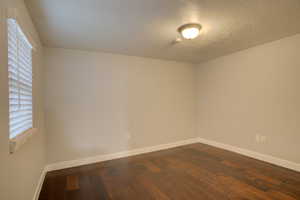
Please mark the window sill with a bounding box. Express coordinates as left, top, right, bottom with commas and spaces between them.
9, 128, 37, 154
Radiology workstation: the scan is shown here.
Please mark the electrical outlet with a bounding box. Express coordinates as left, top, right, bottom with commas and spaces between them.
255, 134, 266, 143
126, 131, 132, 140
261, 135, 266, 143
256, 134, 260, 143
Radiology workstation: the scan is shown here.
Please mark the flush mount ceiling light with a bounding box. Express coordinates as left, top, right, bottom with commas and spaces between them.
178, 23, 202, 40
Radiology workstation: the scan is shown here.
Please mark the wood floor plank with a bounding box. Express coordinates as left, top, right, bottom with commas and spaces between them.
66, 175, 79, 191
39, 143, 300, 200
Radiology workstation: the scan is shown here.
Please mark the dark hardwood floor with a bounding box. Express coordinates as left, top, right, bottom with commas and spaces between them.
39, 143, 300, 200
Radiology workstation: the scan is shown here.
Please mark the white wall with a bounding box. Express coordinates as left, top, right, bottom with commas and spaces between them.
45, 48, 197, 164
197, 34, 300, 163
0, 1, 46, 200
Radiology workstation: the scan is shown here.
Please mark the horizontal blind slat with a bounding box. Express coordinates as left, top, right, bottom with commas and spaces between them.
9, 98, 32, 103
9, 65, 33, 80
10, 111, 32, 119
10, 109, 32, 114
9, 73, 32, 85
10, 119, 32, 131
9, 80, 32, 92
10, 115, 32, 126
10, 103, 32, 107
10, 90, 32, 96
9, 71, 32, 83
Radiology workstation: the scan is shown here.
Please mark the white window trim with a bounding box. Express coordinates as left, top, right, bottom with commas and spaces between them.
9, 128, 37, 153
6, 9, 38, 154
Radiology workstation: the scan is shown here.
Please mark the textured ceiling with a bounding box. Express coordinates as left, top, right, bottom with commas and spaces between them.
25, 0, 300, 63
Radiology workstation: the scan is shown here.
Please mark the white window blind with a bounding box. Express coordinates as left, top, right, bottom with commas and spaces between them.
7, 19, 33, 139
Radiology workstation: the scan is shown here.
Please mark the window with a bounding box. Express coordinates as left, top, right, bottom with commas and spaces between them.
7, 18, 33, 140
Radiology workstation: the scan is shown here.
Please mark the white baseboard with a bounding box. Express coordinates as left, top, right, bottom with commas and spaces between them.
33, 167, 47, 200
35, 137, 299, 200
46, 137, 300, 172
197, 137, 300, 172
46, 138, 199, 172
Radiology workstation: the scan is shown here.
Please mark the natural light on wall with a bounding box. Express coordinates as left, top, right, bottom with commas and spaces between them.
7, 18, 33, 142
